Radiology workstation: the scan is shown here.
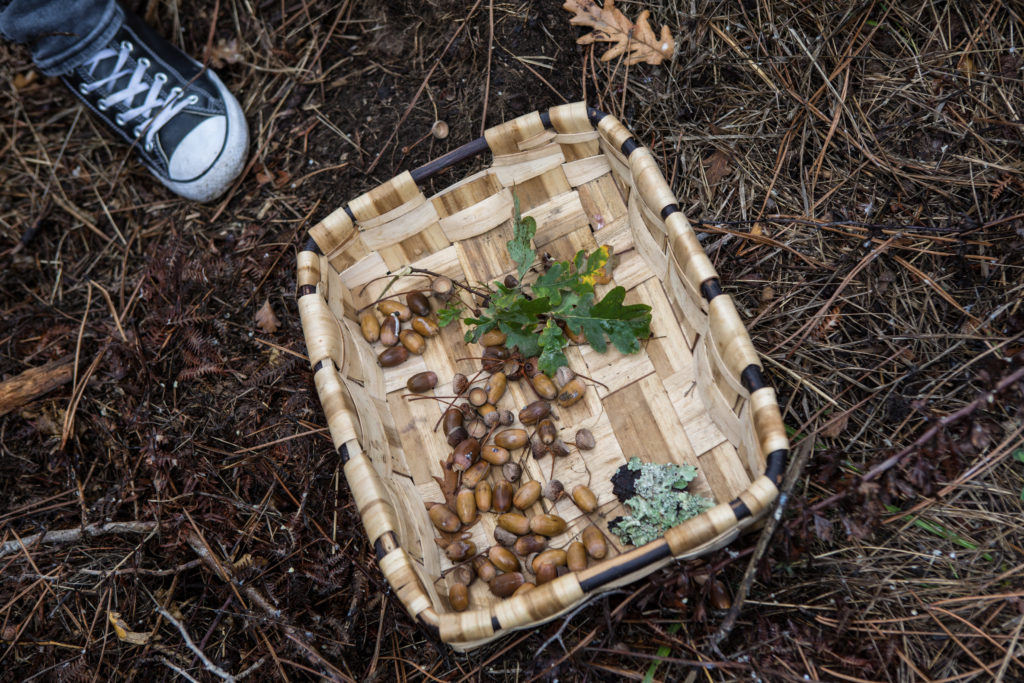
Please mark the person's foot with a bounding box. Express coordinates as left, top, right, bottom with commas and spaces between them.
60, 11, 248, 202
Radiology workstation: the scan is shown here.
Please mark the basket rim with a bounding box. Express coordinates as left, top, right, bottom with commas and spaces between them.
296, 103, 789, 647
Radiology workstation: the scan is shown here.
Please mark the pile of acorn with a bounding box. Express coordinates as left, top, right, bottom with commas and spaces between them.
361, 279, 609, 611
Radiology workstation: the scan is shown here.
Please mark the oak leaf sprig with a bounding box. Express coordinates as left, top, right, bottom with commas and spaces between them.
450, 195, 652, 375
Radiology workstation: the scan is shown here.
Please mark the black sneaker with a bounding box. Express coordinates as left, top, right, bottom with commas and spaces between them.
61, 11, 248, 202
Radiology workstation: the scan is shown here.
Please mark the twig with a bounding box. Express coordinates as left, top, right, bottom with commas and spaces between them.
154, 603, 236, 682
712, 438, 814, 646
0, 521, 159, 559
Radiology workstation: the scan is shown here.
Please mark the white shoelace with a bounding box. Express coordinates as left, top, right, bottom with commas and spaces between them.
78, 40, 196, 153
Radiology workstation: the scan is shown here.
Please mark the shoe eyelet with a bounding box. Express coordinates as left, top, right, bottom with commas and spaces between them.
138, 57, 151, 68
78, 83, 89, 95
133, 125, 142, 137
115, 113, 127, 125
97, 99, 109, 111
121, 40, 133, 52
155, 72, 167, 83
187, 95, 199, 104
169, 87, 182, 97
145, 141, 154, 152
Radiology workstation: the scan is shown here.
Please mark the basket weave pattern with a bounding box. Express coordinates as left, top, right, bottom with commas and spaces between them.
297, 102, 788, 649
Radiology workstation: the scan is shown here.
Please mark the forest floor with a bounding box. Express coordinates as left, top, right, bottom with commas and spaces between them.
1, 0, 1022, 681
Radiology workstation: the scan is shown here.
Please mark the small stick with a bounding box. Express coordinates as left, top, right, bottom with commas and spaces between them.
154, 603, 236, 682
480, 0, 494, 137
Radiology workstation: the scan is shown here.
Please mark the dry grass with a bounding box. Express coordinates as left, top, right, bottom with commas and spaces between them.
1, 0, 1022, 680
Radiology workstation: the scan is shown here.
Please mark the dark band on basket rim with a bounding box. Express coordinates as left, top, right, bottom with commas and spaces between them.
303, 236, 321, 254
620, 137, 639, 157
339, 442, 351, 464
578, 541, 672, 592
765, 449, 786, 485
661, 203, 680, 219
297, 284, 317, 297
491, 616, 500, 631
729, 497, 752, 520
312, 359, 326, 373
700, 278, 723, 301
740, 365, 766, 393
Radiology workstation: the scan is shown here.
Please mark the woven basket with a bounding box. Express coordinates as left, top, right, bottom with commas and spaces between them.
296, 102, 788, 651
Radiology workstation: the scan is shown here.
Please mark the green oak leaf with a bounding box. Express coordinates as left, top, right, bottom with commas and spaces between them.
537, 320, 569, 375
507, 193, 537, 283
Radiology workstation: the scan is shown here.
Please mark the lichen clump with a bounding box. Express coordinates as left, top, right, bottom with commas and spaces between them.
609, 457, 715, 546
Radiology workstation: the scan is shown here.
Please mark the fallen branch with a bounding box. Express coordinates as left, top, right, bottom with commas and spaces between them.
155, 604, 235, 682
0, 356, 75, 417
0, 521, 159, 559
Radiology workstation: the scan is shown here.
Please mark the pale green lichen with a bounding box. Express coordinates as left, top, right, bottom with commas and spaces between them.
609, 457, 715, 546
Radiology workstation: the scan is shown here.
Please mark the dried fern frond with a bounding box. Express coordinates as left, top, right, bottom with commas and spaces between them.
563, 0, 675, 65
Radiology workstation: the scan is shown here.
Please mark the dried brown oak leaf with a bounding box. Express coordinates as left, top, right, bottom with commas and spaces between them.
563, 0, 674, 65
255, 299, 281, 333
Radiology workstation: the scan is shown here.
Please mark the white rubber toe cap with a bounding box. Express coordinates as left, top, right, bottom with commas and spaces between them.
161, 70, 248, 202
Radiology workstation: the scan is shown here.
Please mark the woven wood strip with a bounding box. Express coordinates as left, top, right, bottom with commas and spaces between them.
298, 103, 789, 649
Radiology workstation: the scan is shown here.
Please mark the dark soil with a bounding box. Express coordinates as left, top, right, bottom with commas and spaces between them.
2, 0, 1023, 681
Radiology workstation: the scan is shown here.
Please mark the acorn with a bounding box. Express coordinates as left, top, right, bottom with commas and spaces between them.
542, 480, 564, 502
406, 291, 432, 317
452, 438, 480, 472
380, 313, 400, 347
502, 462, 522, 483
486, 372, 507, 405
493, 481, 514, 512
431, 276, 453, 301
499, 410, 514, 426
431, 120, 450, 139
445, 539, 476, 562
377, 300, 411, 321
494, 429, 528, 449
530, 514, 567, 537
359, 311, 380, 343
493, 527, 518, 547
489, 572, 524, 598
461, 459, 490, 488
468, 387, 488, 407
481, 346, 508, 373
549, 440, 571, 457
567, 542, 587, 572
488, 546, 520, 573
449, 582, 469, 611
473, 555, 498, 582
378, 345, 408, 367
513, 534, 547, 556
497, 512, 531, 536
530, 438, 549, 459
556, 378, 586, 407
466, 419, 488, 439
456, 489, 477, 524
710, 579, 732, 610
582, 525, 607, 559
452, 373, 469, 395
572, 485, 598, 513
481, 445, 510, 465
537, 419, 557, 445
575, 428, 596, 451
483, 409, 501, 428
531, 548, 567, 573
518, 401, 550, 426
449, 564, 474, 587
530, 374, 558, 400
406, 371, 438, 393
411, 316, 440, 337
479, 329, 507, 347
554, 365, 575, 388
513, 481, 541, 510
475, 481, 492, 512
399, 329, 425, 354
535, 562, 557, 585
428, 503, 460, 533
446, 426, 469, 448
